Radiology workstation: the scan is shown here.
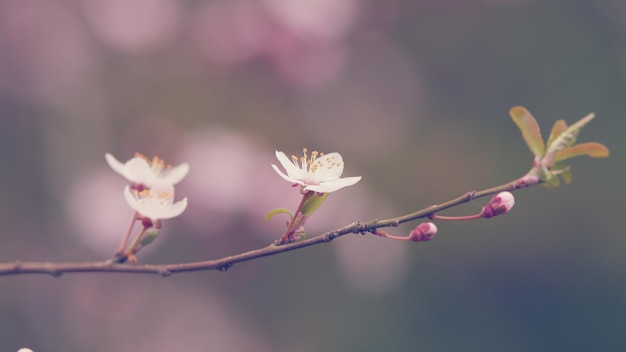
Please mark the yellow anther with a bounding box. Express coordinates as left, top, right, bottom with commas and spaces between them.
132, 152, 172, 171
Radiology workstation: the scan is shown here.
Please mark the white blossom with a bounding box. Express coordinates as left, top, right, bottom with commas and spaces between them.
124, 182, 188, 222
105, 153, 189, 187
271, 149, 361, 193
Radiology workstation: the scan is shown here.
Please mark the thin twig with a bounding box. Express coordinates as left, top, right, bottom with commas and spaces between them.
0, 177, 532, 277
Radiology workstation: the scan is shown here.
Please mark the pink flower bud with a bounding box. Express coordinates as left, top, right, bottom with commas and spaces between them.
408, 222, 438, 242
481, 191, 515, 218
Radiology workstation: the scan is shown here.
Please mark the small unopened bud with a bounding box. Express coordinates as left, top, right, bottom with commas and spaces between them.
408, 222, 438, 242
139, 228, 160, 247
481, 191, 515, 218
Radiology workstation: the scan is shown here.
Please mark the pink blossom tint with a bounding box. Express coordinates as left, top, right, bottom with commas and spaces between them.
409, 222, 438, 242
262, 0, 358, 40
81, 0, 181, 54
0, 0, 94, 105
178, 128, 282, 237
481, 191, 515, 219
190, 0, 265, 66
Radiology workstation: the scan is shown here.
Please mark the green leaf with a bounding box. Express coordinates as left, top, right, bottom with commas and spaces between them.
265, 208, 293, 222
547, 119, 567, 148
545, 112, 595, 156
553, 142, 610, 163
300, 192, 329, 216
510, 106, 545, 157
561, 168, 572, 184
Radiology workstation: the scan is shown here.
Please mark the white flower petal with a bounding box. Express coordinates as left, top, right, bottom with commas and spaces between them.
106, 153, 190, 186
271, 164, 301, 184
315, 152, 344, 180
123, 183, 186, 221
275, 151, 302, 179
125, 157, 156, 184
163, 198, 188, 219
123, 185, 139, 211
164, 163, 190, 185
305, 176, 361, 193
136, 203, 161, 220
150, 182, 176, 195
105, 153, 127, 176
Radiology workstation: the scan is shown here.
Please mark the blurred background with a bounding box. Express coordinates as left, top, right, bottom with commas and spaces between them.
0, 0, 624, 350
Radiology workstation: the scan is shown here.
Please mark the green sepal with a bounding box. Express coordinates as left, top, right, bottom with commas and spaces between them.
300, 192, 329, 217
541, 173, 561, 188
532, 165, 559, 188
549, 164, 572, 185
265, 208, 293, 222
139, 228, 160, 247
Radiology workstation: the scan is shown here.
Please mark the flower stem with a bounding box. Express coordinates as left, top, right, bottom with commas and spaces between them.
429, 214, 482, 221
279, 191, 313, 243
372, 229, 409, 241
115, 211, 138, 255
124, 226, 147, 264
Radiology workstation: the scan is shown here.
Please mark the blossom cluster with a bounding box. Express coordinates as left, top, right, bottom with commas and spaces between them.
106, 153, 189, 227
105, 153, 189, 261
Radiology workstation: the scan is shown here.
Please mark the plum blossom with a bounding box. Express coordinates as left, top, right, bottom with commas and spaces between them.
124, 182, 188, 224
271, 148, 361, 193
105, 153, 189, 187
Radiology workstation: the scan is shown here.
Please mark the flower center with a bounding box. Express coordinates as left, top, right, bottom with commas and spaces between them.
134, 188, 174, 206
291, 148, 321, 171
134, 152, 173, 175
290, 148, 342, 185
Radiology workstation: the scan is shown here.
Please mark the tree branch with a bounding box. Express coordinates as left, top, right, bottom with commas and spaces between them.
0, 176, 532, 277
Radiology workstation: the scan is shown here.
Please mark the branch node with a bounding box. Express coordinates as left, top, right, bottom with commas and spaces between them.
355, 221, 368, 235
12, 260, 22, 270
158, 268, 172, 277
218, 264, 232, 272
324, 232, 338, 242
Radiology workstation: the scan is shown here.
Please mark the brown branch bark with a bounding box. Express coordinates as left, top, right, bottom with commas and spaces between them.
0, 177, 533, 277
